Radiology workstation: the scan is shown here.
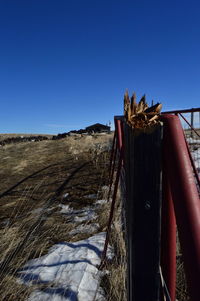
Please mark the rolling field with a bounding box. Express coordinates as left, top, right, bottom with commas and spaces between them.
0, 133, 114, 300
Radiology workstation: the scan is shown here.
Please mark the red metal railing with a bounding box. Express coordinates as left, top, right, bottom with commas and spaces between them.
100, 117, 124, 269
102, 109, 200, 301
162, 108, 200, 188
161, 114, 200, 301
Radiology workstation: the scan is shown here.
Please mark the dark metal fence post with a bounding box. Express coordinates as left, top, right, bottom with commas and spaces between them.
124, 124, 163, 301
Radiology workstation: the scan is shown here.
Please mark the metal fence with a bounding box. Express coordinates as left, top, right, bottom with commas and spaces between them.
102, 108, 200, 301
162, 108, 200, 193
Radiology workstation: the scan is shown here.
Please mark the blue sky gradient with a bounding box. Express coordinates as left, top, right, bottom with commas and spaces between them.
0, 0, 200, 133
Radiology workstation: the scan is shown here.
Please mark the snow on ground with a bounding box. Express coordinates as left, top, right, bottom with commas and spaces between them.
59, 204, 72, 214
18, 232, 112, 301
59, 198, 107, 223
191, 148, 200, 175
59, 205, 97, 223
84, 194, 97, 199
18, 193, 112, 301
62, 193, 69, 199
95, 200, 107, 205
192, 148, 200, 172
69, 223, 100, 236
58, 199, 108, 236
187, 136, 200, 175
186, 137, 200, 144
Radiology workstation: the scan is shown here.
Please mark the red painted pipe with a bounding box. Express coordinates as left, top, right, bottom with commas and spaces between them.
106, 119, 123, 203
161, 172, 176, 301
115, 119, 123, 151
108, 131, 116, 179
162, 107, 200, 114
161, 115, 200, 301
107, 136, 117, 203
99, 149, 123, 269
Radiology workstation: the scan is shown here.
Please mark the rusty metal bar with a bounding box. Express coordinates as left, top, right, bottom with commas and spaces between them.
106, 118, 124, 203
179, 113, 200, 139
161, 171, 176, 301
161, 114, 200, 301
108, 131, 116, 179
99, 149, 123, 269
162, 107, 200, 114
115, 118, 124, 151
100, 118, 124, 268
107, 137, 117, 203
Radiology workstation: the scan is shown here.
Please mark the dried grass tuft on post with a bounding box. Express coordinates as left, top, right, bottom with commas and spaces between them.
124, 91, 162, 128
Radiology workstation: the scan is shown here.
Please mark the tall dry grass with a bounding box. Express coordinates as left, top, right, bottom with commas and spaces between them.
0, 133, 114, 300
99, 187, 127, 301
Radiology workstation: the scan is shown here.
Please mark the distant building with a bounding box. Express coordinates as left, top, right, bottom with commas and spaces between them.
85, 123, 111, 133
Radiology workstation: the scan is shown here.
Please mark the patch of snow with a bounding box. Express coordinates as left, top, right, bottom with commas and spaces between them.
191, 147, 200, 175
74, 210, 96, 223
187, 137, 200, 144
193, 149, 200, 160
69, 223, 99, 236
101, 185, 109, 192
31, 208, 44, 214
58, 204, 73, 214
59, 205, 97, 223
84, 194, 97, 199
18, 232, 112, 301
95, 200, 107, 206
62, 193, 69, 199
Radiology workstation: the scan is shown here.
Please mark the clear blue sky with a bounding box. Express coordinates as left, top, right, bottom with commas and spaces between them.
0, 0, 200, 134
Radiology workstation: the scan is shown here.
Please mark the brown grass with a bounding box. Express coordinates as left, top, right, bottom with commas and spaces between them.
176, 233, 190, 301
1, 131, 190, 301
0, 133, 53, 141
99, 190, 127, 301
0, 133, 113, 300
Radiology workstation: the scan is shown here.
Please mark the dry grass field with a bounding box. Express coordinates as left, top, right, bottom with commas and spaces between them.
0, 134, 53, 141
0, 133, 115, 300
0, 131, 193, 301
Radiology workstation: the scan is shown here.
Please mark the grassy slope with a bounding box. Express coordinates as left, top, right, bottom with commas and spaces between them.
0, 134, 53, 141
0, 134, 113, 300
0, 131, 192, 301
